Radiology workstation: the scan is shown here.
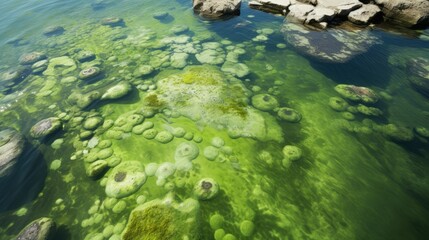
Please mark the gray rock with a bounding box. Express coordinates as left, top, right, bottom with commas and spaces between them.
317, 0, 362, 17
305, 7, 336, 24
193, 0, 242, 19
0, 129, 24, 178
30, 117, 62, 139
249, 0, 291, 14
287, 3, 315, 23
374, 0, 429, 27
15, 217, 55, 240
348, 4, 381, 25
18, 52, 46, 65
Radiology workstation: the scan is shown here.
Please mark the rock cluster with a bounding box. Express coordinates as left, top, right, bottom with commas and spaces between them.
193, 0, 241, 19
250, 0, 429, 28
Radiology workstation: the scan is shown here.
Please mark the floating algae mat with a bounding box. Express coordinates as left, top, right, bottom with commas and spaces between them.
1, 0, 429, 239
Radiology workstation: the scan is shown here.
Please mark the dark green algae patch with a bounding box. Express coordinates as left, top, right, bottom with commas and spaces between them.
1, 0, 429, 239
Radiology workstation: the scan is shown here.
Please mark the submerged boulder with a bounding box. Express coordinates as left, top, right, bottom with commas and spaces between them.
101, 81, 132, 100
105, 161, 146, 198
146, 65, 283, 142
334, 84, 379, 104
30, 117, 62, 139
15, 217, 55, 240
193, 0, 241, 19
122, 198, 200, 240
19, 52, 46, 65
281, 22, 381, 63
0, 129, 24, 178
407, 57, 429, 98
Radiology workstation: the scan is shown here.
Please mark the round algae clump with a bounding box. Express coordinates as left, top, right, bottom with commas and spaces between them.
222, 233, 237, 240
251, 94, 279, 111
211, 137, 225, 148
97, 148, 114, 159
154, 131, 174, 143
105, 161, 147, 198
83, 117, 103, 130
282, 145, 302, 161
204, 146, 219, 161
194, 178, 219, 200
112, 200, 127, 213
329, 97, 349, 112
145, 163, 158, 176
210, 213, 224, 230
240, 220, 255, 237
143, 129, 157, 139
277, 107, 302, 123
214, 229, 226, 240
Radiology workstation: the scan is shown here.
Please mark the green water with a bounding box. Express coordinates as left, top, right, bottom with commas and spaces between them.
1, 0, 429, 239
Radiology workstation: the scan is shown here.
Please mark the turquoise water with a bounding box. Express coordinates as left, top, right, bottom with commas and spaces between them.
1, 0, 429, 239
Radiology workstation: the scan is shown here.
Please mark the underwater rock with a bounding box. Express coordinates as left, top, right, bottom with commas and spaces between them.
239, 220, 255, 237
170, 53, 189, 69
196, 49, 225, 65
170, 25, 189, 35
43, 56, 77, 76
19, 52, 46, 65
356, 104, 383, 117
328, 97, 349, 111
251, 94, 279, 111
15, 217, 55, 240
68, 91, 101, 109
407, 57, 429, 98
105, 161, 147, 198
334, 84, 379, 104
174, 142, 199, 171
155, 162, 176, 183
415, 127, 429, 138
43, 26, 64, 36
154, 131, 174, 143
30, 117, 62, 139
376, 124, 414, 142
152, 11, 169, 20
133, 65, 154, 77
280, 22, 380, 63
87, 160, 109, 178
203, 146, 219, 161
221, 61, 249, 78
83, 117, 104, 130
79, 66, 101, 80
101, 17, 124, 27
101, 81, 132, 100
0, 129, 24, 178
122, 198, 200, 240
76, 50, 96, 63
151, 65, 283, 142
0, 68, 25, 88
282, 145, 302, 167
211, 137, 225, 148
193, 0, 241, 19
31, 60, 48, 74
194, 178, 219, 200
277, 107, 302, 123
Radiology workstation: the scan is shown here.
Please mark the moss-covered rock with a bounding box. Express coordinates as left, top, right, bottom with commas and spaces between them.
122, 198, 200, 240
105, 161, 147, 198
277, 107, 302, 123
15, 217, 56, 240
251, 94, 279, 111
328, 97, 349, 111
30, 117, 62, 139
194, 178, 219, 200
101, 81, 132, 100
334, 84, 379, 104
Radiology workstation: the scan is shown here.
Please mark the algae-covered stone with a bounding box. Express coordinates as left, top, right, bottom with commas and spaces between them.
377, 124, 414, 142
328, 97, 349, 111
133, 65, 154, 77
79, 67, 101, 80
251, 94, 279, 111
155, 162, 176, 180
15, 217, 55, 240
357, 104, 383, 117
282, 145, 302, 167
407, 57, 429, 98
155, 131, 174, 143
415, 127, 429, 138
19, 52, 46, 65
43, 25, 64, 36
209, 213, 224, 230
30, 117, 62, 139
277, 107, 302, 123
77, 50, 96, 63
87, 160, 109, 178
239, 220, 255, 237
175, 142, 199, 171
196, 49, 225, 65
101, 17, 124, 26
122, 198, 200, 240
43, 56, 76, 76
0, 129, 24, 177
194, 178, 219, 200
143, 129, 158, 139
203, 146, 219, 161
171, 127, 186, 138
97, 148, 114, 159
335, 84, 379, 104
214, 229, 226, 240
342, 112, 355, 121
221, 61, 250, 78
83, 117, 103, 130
112, 200, 127, 214
105, 161, 147, 198
31, 60, 49, 74
101, 81, 132, 100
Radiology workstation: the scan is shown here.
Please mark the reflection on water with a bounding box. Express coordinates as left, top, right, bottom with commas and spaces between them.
0, 0, 429, 239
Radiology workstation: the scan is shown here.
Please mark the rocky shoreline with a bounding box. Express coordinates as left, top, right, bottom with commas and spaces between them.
194, 0, 429, 30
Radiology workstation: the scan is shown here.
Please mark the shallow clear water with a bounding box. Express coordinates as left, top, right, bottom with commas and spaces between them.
1, 0, 429, 239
